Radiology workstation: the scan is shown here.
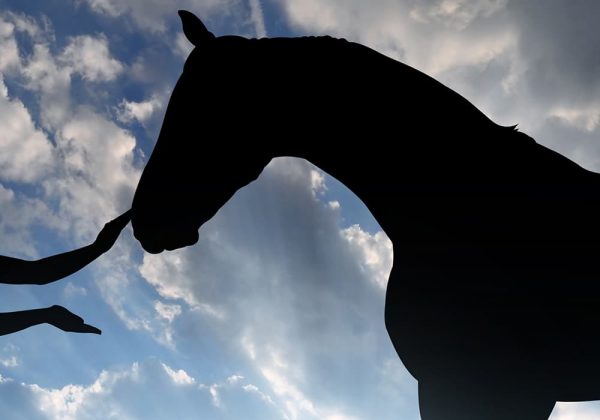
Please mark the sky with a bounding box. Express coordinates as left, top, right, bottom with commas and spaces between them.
0, 0, 600, 419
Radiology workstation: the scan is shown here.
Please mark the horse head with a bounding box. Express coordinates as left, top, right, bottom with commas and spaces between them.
131, 11, 250, 253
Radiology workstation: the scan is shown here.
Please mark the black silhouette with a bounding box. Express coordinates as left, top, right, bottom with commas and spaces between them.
0, 305, 101, 335
131, 10, 600, 419
0, 210, 131, 335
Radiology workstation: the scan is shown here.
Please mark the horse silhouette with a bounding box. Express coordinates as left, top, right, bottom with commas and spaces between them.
131, 10, 600, 419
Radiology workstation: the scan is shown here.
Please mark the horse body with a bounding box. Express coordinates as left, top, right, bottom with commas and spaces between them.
132, 11, 600, 419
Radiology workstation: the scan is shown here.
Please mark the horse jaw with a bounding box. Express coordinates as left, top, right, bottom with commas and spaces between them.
131, 152, 202, 254
131, 197, 201, 253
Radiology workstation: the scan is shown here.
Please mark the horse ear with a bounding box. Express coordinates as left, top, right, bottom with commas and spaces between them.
178, 10, 215, 46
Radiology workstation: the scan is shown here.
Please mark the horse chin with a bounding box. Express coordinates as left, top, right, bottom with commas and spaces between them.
141, 242, 165, 255
165, 229, 200, 251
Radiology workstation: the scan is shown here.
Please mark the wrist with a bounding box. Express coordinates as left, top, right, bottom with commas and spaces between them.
38, 306, 54, 324
89, 240, 108, 255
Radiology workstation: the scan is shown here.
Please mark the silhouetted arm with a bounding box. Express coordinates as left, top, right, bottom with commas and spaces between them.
0, 305, 101, 335
0, 210, 131, 285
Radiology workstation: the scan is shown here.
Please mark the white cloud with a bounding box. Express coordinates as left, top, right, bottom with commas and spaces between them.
426, 29, 516, 75
309, 168, 326, 196
341, 224, 393, 290
259, 361, 317, 418
409, 0, 509, 30
0, 344, 20, 369
0, 11, 44, 40
27, 359, 216, 419
227, 374, 244, 384
276, 0, 516, 78
93, 260, 154, 334
78, 0, 270, 47
328, 200, 340, 210
0, 76, 55, 183
46, 108, 139, 241
77, 0, 229, 33
174, 32, 194, 59
81, 0, 123, 17
0, 18, 21, 73
30, 366, 133, 420
0, 356, 18, 368
0, 359, 290, 420
154, 301, 182, 323
161, 362, 196, 386
91, 238, 201, 350
248, 0, 267, 37
242, 384, 275, 405
152, 301, 183, 347
117, 96, 163, 124
139, 252, 202, 307
0, 13, 138, 227
6, 12, 46, 40
209, 384, 221, 407
550, 105, 600, 133
0, 184, 62, 257
0, 11, 49, 73
0, 11, 141, 254
0, 358, 288, 419
550, 401, 600, 420
22, 43, 72, 130
60, 35, 123, 82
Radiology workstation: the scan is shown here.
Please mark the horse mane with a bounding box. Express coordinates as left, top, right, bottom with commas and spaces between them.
257, 34, 522, 135
187, 33, 522, 138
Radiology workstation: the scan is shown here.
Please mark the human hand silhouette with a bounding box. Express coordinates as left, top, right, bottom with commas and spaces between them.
94, 209, 132, 254
45, 305, 102, 334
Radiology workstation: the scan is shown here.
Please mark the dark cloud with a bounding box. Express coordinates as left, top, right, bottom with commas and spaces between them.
510, 1, 600, 103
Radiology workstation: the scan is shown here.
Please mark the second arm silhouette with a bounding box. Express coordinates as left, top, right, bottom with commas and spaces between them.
0, 210, 131, 336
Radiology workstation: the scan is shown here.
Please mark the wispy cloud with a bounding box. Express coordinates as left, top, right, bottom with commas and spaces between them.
61, 34, 124, 82
0, 358, 284, 419
248, 0, 267, 37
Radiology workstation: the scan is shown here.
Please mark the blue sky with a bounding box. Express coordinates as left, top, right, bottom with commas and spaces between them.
1, 1, 600, 419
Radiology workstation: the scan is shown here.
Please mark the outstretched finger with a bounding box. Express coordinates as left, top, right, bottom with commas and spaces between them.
78, 323, 102, 335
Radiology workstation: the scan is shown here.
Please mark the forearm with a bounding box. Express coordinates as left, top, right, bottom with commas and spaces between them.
29, 243, 103, 285
0, 308, 47, 336
0, 243, 103, 285
0, 210, 130, 286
